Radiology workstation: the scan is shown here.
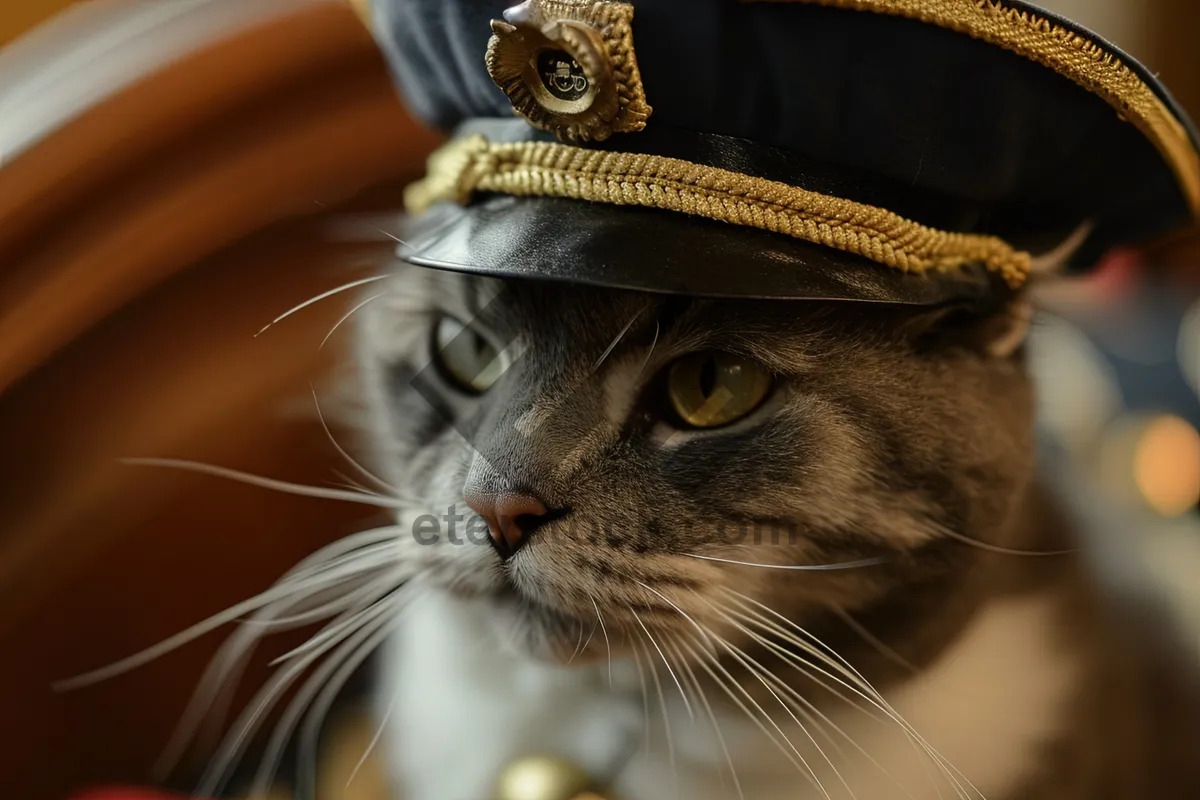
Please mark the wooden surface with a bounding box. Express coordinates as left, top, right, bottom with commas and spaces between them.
0, 1, 439, 798
0, 0, 79, 46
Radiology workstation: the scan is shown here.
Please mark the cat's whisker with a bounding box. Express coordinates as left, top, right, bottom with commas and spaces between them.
635, 634, 679, 799
634, 320, 661, 383
346, 672, 402, 790
723, 605, 973, 800
567, 616, 588, 664
147, 532, 404, 778
236, 553, 404, 632
689, 612, 858, 800
929, 520, 1076, 557
716, 602, 917, 740
569, 606, 600, 666
716, 603, 882, 719
680, 553, 888, 571
310, 385, 398, 498
154, 591, 322, 781
194, 606, 386, 798
826, 602, 919, 674
718, 591, 979, 800
697, 596, 922, 800
254, 605, 397, 797
589, 594, 614, 688
156, 578, 385, 780
268, 574, 407, 666
119, 457, 412, 510
255, 274, 392, 338
54, 552, 394, 692
321, 291, 387, 350
663, 637, 744, 800
592, 307, 644, 373
205, 580, 415, 799
679, 634, 830, 799
330, 471, 379, 497
293, 584, 424, 799
629, 630, 652, 761
628, 605, 695, 721
634, 580, 717, 658
646, 585, 847, 793
719, 589, 896, 707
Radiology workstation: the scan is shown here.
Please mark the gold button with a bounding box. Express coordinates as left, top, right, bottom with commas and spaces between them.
495, 754, 602, 800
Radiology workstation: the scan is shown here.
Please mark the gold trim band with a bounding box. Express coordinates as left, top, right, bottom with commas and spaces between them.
745, 0, 1200, 217
404, 135, 1031, 287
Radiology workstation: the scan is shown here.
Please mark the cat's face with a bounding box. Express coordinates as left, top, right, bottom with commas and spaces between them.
355, 265, 1036, 665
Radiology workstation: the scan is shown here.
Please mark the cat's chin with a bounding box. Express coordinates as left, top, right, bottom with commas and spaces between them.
484, 587, 611, 668
432, 578, 612, 668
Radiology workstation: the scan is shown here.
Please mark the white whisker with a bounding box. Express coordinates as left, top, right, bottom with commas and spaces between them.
719, 590, 978, 799
141, 530, 404, 777
119, 458, 408, 509
347, 680, 402, 790
635, 580, 716, 656
629, 628, 652, 759
680, 553, 887, 571
634, 320, 661, 383
590, 595, 614, 688
277, 585, 418, 799
694, 609, 857, 800
268, 575, 405, 666
680, 635, 828, 798
592, 308, 644, 373
255, 275, 390, 338
310, 386, 397, 497
700, 596, 920, 800
320, 292, 386, 350
53, 559, 386, 691
931, 521, 1075, 557
202, 591, 403, 798
629, 606, 694, 721
637, 635, 678, 799
827, 603, 918, 674
663, 638, 744, 800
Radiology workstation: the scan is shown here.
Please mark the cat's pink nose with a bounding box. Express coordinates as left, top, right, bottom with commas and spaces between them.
464, 491, 550, 560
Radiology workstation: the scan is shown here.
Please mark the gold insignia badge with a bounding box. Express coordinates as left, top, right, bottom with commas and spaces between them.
485, 0, 652, 143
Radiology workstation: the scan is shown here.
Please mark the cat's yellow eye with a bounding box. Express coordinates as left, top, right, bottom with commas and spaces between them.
667, 352, 773, 429
433, 315, 506, 394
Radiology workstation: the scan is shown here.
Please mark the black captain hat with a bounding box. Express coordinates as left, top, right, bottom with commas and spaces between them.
358, 0, 1200, 305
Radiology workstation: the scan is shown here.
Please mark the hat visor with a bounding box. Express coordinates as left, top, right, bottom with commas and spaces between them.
397, 195, 1000, 306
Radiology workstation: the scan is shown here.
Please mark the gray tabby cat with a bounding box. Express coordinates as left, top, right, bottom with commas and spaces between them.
351, 263, 1200, 800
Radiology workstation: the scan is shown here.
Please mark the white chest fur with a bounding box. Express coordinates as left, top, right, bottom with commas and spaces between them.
379, 592, 1077, 800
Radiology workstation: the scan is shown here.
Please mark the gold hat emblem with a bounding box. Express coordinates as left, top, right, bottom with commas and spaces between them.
485, 0, 652, 143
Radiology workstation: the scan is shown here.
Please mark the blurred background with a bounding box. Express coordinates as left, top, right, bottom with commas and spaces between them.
0, 1, 1197, 799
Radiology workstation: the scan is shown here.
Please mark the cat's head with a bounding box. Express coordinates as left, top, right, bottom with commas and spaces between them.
355, 265, 1037, 664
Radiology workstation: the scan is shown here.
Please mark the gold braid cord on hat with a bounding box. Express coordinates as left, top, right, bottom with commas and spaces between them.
404, 135, 1032, 287
746, 0, 1200, 217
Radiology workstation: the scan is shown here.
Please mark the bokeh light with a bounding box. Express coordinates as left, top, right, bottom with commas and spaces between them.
1133, 414, 1200, 518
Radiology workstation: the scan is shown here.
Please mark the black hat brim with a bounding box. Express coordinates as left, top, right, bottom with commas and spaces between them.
398, 194, 999, 306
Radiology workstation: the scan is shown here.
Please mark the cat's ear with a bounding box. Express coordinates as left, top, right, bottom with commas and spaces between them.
1026, 220, 1095, 278
903, 294, 1034, 358
906, 221, 1096, 358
